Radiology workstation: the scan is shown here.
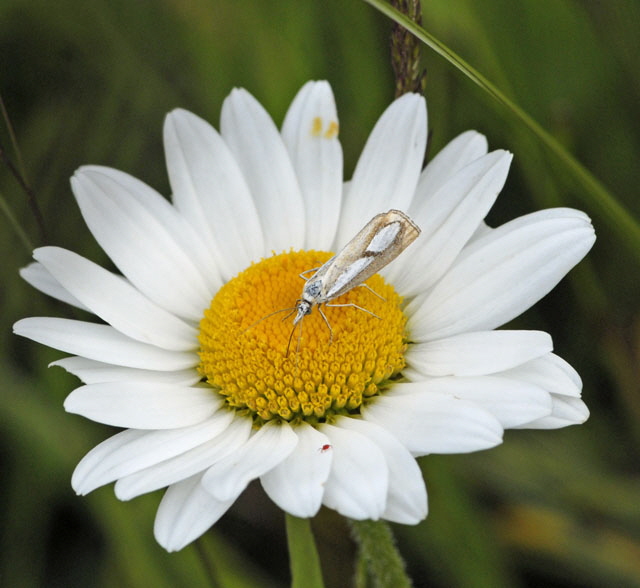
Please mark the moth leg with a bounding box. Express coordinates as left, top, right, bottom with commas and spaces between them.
299, 267, 321, 281
325, 302, 381, 320
285, 319, 303, 358
295, 319, 304, 360
317, 306, 334, 344
356, 283, 386, 301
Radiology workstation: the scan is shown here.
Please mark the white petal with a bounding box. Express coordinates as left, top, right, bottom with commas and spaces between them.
164, 109, 264, 279
116, 417, 252, 500
72, 411, 234, 495
281, 81, 343, 250
80, 165, 221, 295
361, 385, 503, 455
336, 417, 427, 524
400, 376, 552, 428
260, 423, 332, 518
319, 423, 388, 520
202, 421, 298, 501
64, 383, 220, 429
34, 247, 197, 351
499, 352, 583, 397
71, 167, 216, 321
408, 208, 596, 340
221, 88, 305, 251
387, 150, 512, 295
154, 474, 234, 552
416, 130, 488, 196
51, 356, 200, 385
337, 94, 427, 245
468, 220, 493, 243
406, 330, 553, 377
401, 366, 427, 383
86, 165, 218, 273
516, 395, 589, 428
20, 262, 88, 311
13, 317, 197, 370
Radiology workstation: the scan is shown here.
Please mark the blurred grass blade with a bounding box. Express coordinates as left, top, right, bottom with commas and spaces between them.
363, 0, 640, 263
1, 93, 28, 180
0, 189, 33, 253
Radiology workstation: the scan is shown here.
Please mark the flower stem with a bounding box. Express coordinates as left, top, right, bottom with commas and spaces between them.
349, 519, 412, 588
285, 514, 325, 588
390, 0, 427, 97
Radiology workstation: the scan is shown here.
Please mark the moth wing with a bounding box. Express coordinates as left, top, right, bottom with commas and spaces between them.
323, 209, 420, 300
302, 256, 334, 283
324, 256, 376, 299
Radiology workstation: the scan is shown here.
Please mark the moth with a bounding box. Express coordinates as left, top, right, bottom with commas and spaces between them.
292, 209, 421, 340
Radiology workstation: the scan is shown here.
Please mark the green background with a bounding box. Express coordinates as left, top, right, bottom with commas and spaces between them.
1, 1, 639, 586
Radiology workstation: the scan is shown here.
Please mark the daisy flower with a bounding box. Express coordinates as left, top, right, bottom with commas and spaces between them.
13, 81, 595, 552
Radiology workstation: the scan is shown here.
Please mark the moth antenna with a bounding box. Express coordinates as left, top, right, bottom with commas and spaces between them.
317, 306, 334, 344
243, 306, 296, 334
281, 307, 298, 322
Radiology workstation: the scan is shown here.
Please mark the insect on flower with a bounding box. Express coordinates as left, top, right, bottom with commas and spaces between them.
290, 209, 421, 345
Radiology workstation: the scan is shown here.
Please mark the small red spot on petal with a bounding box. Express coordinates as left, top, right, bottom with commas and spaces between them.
319, 444, 332, 453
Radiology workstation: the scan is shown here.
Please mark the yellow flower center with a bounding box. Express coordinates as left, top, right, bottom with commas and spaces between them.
198, 251, 408, 426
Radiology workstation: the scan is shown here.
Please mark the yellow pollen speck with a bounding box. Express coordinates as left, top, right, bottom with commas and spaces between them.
198, 250, 408, 427
311, 117, 323, 137
324, 121, 339, 139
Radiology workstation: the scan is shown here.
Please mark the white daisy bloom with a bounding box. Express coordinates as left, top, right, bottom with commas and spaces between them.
13, 81, 595, 552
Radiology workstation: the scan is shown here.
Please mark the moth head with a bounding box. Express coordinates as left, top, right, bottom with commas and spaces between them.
293, 300, 312, 326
